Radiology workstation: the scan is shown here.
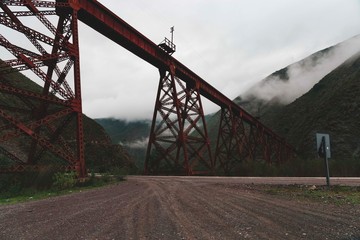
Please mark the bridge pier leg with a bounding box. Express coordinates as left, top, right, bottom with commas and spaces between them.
215, 107, 295, 175
71, 9, 86, 178
215, 107, 273, 175
145, 66, 213, 175
215, 107, 245, 175
268, 138, 284, 165
0, 2, 86, 177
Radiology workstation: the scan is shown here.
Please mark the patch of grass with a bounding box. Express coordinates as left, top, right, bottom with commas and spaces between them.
1, 188, 74, 205
262, 185, 360, 205
0, 173, 126, 205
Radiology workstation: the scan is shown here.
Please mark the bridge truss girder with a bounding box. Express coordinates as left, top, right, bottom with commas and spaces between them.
0, 0, 295, 177
0, 1, 86, 177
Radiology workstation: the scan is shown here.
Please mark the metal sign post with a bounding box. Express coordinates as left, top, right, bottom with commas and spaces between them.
316, 133, 331, 187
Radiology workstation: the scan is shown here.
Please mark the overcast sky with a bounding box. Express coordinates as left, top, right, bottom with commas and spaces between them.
7, 0, 360, 120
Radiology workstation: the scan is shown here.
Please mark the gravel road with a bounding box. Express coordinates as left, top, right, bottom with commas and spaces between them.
0, 176, 359, 240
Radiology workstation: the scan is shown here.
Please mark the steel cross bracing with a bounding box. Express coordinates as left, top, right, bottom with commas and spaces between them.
0, 0, 85, 176
0, 0, 295, 176
145, 67, 213, 175
215, 108, 292, 175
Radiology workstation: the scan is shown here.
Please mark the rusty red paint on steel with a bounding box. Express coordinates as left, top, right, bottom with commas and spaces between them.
0, 0, 294, 177
73, 0, 293, 151
144, 68, 214, 175
0, 1, 86, 177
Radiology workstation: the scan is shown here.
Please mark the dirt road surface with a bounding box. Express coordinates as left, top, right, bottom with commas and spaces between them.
1, 176, 359, 240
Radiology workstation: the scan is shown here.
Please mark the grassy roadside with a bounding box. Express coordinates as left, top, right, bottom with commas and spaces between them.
1, 187, 92, 205
262, 185, 360, 205
0, 173, 126, 205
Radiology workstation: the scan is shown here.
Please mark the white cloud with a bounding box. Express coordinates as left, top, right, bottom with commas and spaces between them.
120, 138, 149, 149
244, 35, 360, 104
1, 1, 360, 120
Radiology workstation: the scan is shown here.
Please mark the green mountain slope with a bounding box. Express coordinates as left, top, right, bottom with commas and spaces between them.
95, 118, 150, 144
0, 64, 136, 173
237, 35, 360, 116
95, 118, 150, 170
204, 36, 360, 176
262, 52, 360, 161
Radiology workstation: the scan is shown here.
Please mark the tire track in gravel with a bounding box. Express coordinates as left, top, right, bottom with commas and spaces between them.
214, 183, 358, 233
138, 177, 360, 240
47, 182, 151, 239
144, 178, 206, 239
205, 184, 342, 239
173, 182, 254, 238
1, 180, 152, 239
1, 176, 359, 240
217, 183, 354, 221
148, 177, 286, 239
191, 179, 359, 239
175, 179, 287, 240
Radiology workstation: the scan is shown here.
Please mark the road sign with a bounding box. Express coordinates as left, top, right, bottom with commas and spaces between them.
316, 133, 331, 187
316, 133, 331, 158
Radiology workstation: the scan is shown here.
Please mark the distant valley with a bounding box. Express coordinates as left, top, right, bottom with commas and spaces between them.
94, 118, 151, 171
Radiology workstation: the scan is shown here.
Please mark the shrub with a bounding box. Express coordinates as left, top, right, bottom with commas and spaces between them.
52, 171, 77, 190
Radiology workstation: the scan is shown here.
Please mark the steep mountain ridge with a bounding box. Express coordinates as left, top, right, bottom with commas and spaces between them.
237, 34, 360, 115
262, 51, 360, 160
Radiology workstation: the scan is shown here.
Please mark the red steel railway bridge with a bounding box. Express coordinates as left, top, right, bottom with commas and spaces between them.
0, 0, 294, 177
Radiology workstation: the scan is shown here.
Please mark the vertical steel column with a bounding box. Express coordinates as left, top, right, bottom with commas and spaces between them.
145, 65, 213, 175
69, 1, 86, 178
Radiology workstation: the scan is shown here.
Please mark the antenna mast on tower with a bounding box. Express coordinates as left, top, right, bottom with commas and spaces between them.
170, 26, 174, 43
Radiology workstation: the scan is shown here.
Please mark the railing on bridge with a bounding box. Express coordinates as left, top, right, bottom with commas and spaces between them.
0, 0, 295, 177
158, 37, 176, 55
